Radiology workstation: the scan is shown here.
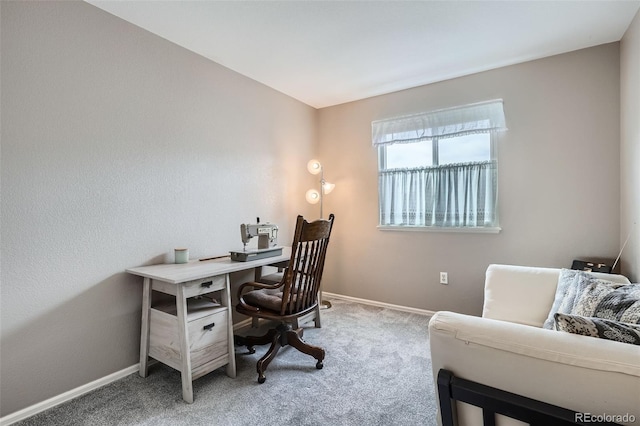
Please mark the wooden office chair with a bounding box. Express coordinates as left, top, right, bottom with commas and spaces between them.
235, 214, 335, 383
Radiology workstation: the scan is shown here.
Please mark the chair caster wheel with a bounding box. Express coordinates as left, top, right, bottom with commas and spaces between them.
316, 361, 323, 369
258, 375, 266, 384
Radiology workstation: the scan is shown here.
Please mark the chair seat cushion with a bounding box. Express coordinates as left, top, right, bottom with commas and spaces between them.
244, 288, 296, 313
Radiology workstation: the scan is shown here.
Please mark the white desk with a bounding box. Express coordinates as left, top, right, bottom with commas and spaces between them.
126, 247, 291, 403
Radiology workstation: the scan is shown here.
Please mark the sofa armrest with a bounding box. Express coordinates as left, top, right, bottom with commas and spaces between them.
429, 311, 640, 426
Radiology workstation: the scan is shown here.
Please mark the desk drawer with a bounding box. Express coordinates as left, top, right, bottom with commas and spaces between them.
183, 276, 226, 298
189, 310, 228, 368
149, 305, 229, 372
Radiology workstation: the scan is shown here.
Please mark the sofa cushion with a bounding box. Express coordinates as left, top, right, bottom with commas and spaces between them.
543, 270, 639, 329
554, 313, 640, 345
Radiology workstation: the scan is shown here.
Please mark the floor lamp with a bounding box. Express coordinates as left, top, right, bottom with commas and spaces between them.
305, 159, 334, 308
305, 159, 335, 219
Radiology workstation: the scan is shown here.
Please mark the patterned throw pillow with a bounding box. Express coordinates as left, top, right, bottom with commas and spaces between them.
569, 273, 640, 324
542, 269, 581, 329
543, 270, 640, 330
554, 313, 640, 345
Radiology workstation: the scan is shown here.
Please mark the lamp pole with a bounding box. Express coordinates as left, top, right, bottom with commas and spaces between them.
306, 158, 334, 220
319, 167, 324, 219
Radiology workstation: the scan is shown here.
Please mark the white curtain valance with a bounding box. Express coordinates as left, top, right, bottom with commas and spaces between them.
372, 99, 507, 147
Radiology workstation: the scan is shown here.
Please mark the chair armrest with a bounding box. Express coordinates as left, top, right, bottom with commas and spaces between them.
237, 280, 283, 296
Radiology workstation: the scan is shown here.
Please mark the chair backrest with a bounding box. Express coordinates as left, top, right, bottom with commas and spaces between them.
280, 214, 335, 317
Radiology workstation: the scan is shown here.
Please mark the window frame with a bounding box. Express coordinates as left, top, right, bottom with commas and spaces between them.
376, 132, 501, 233
378, 132, 495, 169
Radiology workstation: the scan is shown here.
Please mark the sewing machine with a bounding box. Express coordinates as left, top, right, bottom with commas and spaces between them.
230, 218, 282, 262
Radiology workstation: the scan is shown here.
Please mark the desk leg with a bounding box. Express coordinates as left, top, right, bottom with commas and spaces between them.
314, 291, 322, 328
320, 289, 332, 309
222, 274, 237, 378
139, 277, 152, 378
252, 270, 260, 328
254, 266, 263, 282
176, 286, 194, 403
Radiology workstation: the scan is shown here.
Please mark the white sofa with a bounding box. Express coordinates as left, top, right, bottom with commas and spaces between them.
428, 264, 640, 426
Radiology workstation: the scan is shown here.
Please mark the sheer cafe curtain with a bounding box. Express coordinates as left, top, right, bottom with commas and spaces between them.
378, 159, 497, 227
373, 100, 506, 228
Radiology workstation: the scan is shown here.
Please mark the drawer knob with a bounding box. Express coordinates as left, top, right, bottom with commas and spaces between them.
201, 281, 213, 288
203, 323, 215, 331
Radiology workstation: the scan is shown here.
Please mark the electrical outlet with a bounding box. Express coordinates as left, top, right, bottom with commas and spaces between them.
440, 272, 448, 285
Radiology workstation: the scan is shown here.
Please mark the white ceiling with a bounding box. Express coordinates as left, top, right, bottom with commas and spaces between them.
86, 0, 640, 109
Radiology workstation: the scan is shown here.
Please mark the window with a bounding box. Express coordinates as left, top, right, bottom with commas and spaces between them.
372, 100, 507, 231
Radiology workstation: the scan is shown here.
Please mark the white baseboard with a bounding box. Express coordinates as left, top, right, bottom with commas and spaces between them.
233, 318, 253, 331
0, 364, 140, 426
1, 294, 432, 425
322, 292, 436, 316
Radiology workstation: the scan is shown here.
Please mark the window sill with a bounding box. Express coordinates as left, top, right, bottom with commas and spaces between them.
377, 225, 501, 234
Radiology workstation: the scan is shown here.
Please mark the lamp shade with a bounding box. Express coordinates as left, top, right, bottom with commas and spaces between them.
307, 159, 322, 175
322, 181, 335, 194
305, 189, 320, 204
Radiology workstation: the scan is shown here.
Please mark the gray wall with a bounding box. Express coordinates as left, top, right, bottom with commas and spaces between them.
318, 43, 622, 315
0, 1, 316, 416
621, 10, 640, 282
1, 0, 636, 419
